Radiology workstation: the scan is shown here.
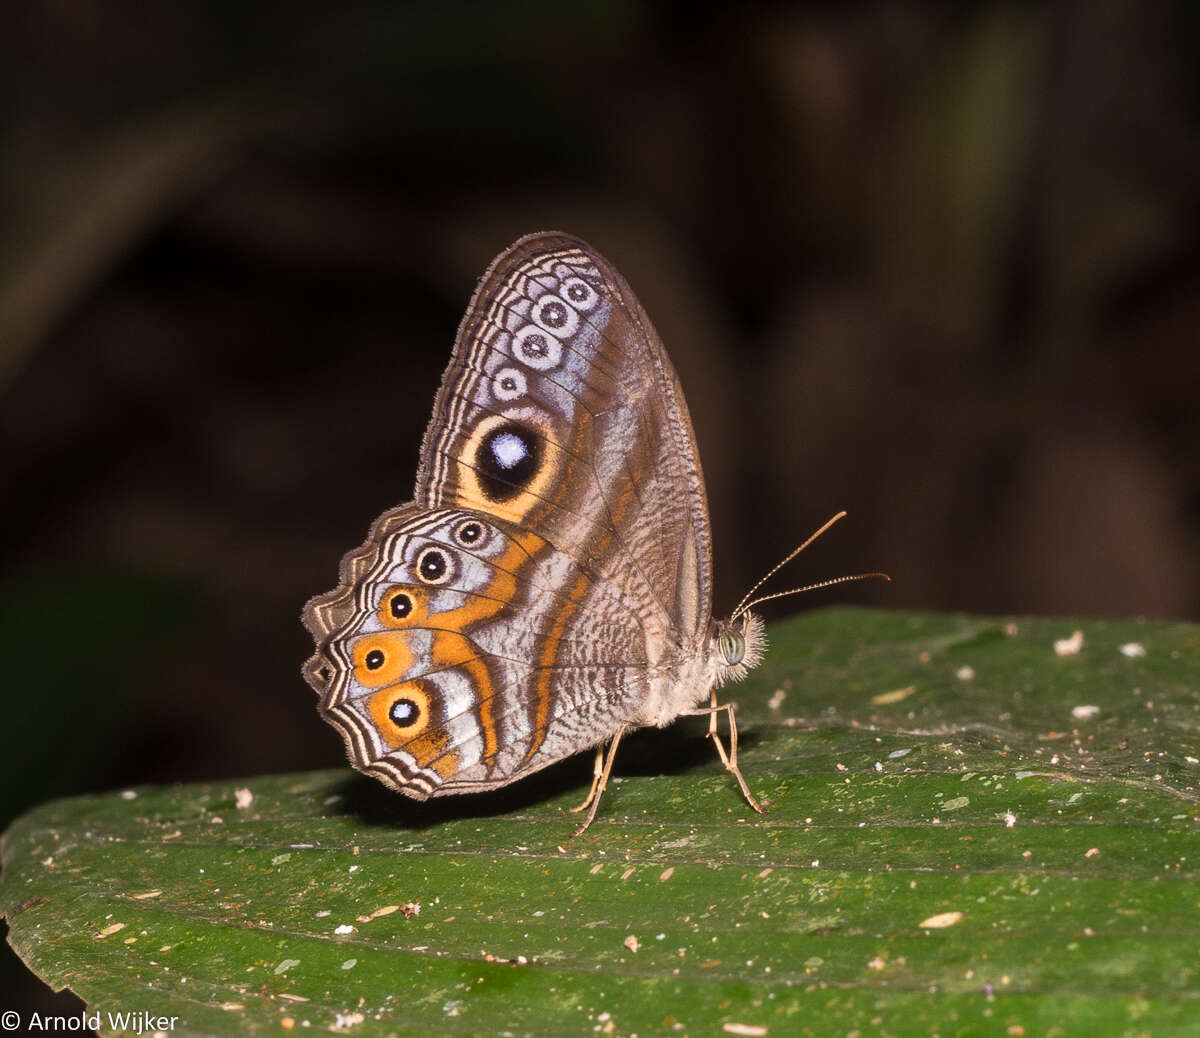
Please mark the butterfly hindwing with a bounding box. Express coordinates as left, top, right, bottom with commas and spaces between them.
304, 507, 651, 795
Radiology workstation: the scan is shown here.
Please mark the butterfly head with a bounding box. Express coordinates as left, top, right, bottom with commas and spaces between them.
713, 611, 766, 688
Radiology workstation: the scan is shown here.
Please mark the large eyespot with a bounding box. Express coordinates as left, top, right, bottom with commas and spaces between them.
718, 628, 746, 666
492, 366, 527, 401
474, 422, 541, 502
560, 276, 599, 311
531, 294, 579, 338
367, 681, 434, 745
512, 325, 562, 370
452, 518, 487, 548
415, 546, 453, 585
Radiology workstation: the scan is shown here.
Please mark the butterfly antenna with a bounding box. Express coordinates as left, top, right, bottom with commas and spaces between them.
733, 571, 891, 619
730, 511, 890, 620
730, 510, 847, 619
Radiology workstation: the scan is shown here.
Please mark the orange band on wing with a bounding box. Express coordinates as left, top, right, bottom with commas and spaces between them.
523, 570, 592, 764
430, 631, 500, 764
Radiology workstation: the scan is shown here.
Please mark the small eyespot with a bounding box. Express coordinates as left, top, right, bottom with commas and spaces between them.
561, 276, 599, 311
365, 649, 385, 670
389, 591, 413, 620
531, 294, 579, 338
389, 697, 420, 729
492, 365, 527, 401
453, 519, 485, 547
512, 325, 562, 370
416, 546, 452, 585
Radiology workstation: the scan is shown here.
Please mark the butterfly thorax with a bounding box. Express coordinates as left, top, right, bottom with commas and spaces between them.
633, 611, 765, 728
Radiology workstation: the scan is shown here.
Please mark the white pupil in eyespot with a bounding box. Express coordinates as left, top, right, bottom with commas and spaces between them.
491, 432, 528, 470
390, 699, 418, 726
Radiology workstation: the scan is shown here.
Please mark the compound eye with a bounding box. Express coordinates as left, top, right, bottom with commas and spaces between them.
719, 629, 745, 666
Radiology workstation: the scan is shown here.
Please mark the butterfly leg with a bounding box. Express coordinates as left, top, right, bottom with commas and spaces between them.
570, 727, 627, 837
569, 744, 606, 814
686, 692, 765, 814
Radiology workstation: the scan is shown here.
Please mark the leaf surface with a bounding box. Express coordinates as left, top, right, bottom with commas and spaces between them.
3, 608, 1198, 1036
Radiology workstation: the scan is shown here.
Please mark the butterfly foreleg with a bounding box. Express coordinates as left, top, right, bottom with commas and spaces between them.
570, 726, 627, 837
685, 691, 765, 815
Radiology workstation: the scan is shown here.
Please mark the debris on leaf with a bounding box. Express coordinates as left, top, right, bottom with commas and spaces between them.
919, 911, 964, 929
1054, 630, 1084, 656
872, 685, 915, 705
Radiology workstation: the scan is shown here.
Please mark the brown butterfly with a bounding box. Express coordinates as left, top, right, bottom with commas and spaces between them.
302, 232, 880, 833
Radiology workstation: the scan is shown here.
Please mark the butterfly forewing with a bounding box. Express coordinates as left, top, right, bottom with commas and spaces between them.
418, 233, 714, 637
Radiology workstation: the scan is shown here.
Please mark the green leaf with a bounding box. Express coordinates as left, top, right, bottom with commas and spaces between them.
3, 608, 1198, 1036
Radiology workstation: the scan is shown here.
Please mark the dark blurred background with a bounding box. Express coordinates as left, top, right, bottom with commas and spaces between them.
2, 0, 1198, 1015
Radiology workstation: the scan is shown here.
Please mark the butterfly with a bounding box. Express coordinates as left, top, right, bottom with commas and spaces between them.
302, 232, 873, 834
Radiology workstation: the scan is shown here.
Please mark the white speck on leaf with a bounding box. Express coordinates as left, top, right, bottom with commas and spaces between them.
919, 911, 964, 929
872, 685, 915, 705
1054, 630, 1084, 656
